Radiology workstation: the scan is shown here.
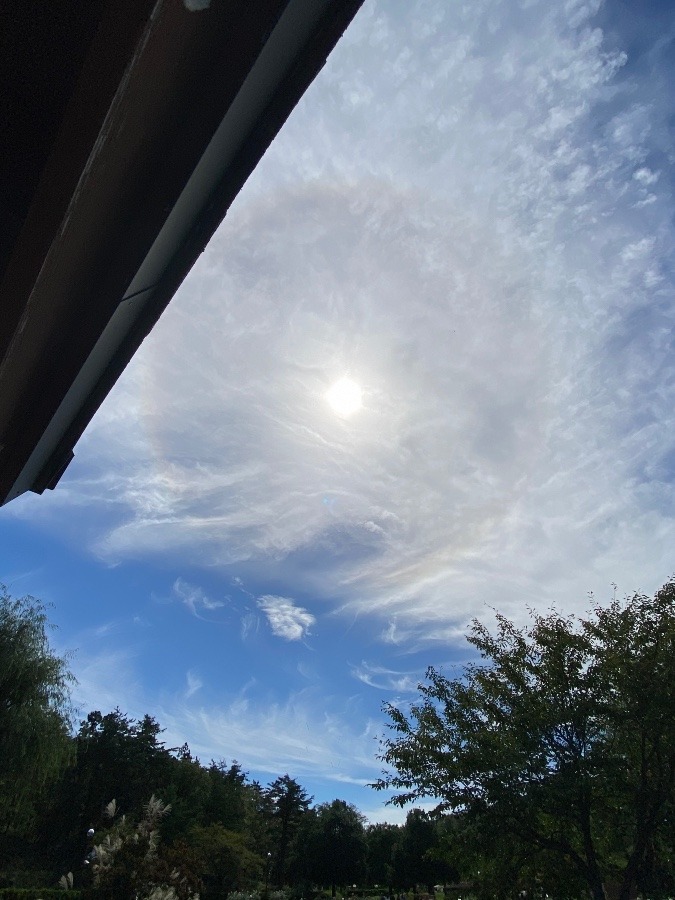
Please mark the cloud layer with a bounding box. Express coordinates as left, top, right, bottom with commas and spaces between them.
17, 0, 675, 642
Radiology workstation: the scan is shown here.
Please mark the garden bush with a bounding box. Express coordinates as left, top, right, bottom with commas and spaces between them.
0, 890, 83, 900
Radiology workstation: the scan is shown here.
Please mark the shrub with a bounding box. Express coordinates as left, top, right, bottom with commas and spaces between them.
0, 890, 83, 900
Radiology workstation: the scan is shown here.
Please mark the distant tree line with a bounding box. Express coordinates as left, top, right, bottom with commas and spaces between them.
0, 585, 454, 898
5, 581, 675, 900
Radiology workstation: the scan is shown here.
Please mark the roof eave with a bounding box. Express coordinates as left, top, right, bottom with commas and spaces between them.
0, 0, 363, 505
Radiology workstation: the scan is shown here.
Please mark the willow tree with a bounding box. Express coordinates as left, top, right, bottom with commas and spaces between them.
0, 586, 74, 843
376, 581, 675, 900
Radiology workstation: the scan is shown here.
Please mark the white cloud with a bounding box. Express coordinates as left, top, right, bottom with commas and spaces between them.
70, 647, 142, 720
66, 650, 384, 798
257, 595, 316, 641
93, 620, 125, 638
380, 620, 405, 646
240, 612, 259, 641
359, 798, 439, 826
633, 167, 659, 186
156, 686, 383, 786
351, 661, 420, 693
173, 577, 224, 617
17, 0, 675, 643
185, 670, 203, 698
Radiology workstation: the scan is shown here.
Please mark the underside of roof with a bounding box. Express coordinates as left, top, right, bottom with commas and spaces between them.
0, 0, 363, 505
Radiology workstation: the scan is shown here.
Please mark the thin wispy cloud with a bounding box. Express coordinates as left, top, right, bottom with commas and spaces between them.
185, 670, 203, 699
4, 2, 673, 823
173, 577, 224, 617
23, 0, 668, 646
351, 661, 419, 693
70, 647, 142, 720
92, 618, 134, 639
157, 686, 383, 786
59, 647, 382, 795
257, 595, 316, 641
240, 612, 259, 641
380, 620, 405, 645
5, 4, 673, 816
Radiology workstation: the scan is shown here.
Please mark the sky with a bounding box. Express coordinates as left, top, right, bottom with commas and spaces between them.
2, 0, 675, 824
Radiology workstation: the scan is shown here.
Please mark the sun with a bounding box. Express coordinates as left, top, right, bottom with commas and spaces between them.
326, 377, 363, 417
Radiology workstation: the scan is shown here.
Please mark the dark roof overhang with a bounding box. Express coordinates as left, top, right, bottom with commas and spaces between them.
0, 0, 363, 505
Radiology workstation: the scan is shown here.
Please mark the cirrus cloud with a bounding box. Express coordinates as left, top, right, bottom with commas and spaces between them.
12, 0, 675, 645
173, 577, 225, 617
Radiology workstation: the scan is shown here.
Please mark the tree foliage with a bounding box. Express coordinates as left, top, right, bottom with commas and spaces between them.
187, 823, 263, 894
0, 586, 74, 843
267, 775, 312, 885
41, 708, 175, 870
0, 585, 462, 896
392, 810, 456, 892
376, 581, 675, 900
365, 823, 399, 888
91, 795, 201, 900
296, 800, 367, 893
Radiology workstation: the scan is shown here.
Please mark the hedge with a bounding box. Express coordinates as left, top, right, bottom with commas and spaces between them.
0, 890, 84, 900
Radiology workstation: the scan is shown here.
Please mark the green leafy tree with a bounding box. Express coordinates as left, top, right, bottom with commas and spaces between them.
298, 800, 367, 895
376, 581, 675, 900
365, 822, 400, 888
393, 809, 455, 892
76, 709, 173, 819
187, 822, 263, 894
0, 586, 73, 847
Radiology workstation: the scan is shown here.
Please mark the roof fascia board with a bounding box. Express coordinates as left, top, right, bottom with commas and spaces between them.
4, 0, 363, 503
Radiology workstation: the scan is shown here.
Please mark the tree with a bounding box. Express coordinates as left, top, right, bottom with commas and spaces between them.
243, 780, 275, 857
187, 823, 263, 895
92, 796, 201, 899
393, 809, 455, 892
76, 709, 173, 820
376, 581, 675, 900
203, 760, 248, 831
300, 800, 367, 895
42, 708, 175, 868
266, 774, 312, 885
365, 822, 399, 888
159, 748, 211, 845
0, 585, 74, 845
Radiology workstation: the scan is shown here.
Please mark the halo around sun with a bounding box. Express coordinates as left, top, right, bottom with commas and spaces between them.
326, 377, 363, 417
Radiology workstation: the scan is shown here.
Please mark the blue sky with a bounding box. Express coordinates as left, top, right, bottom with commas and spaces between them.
2, 0, 675, 823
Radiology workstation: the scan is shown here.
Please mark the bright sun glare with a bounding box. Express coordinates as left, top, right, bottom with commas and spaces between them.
326, 377, 363, 417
